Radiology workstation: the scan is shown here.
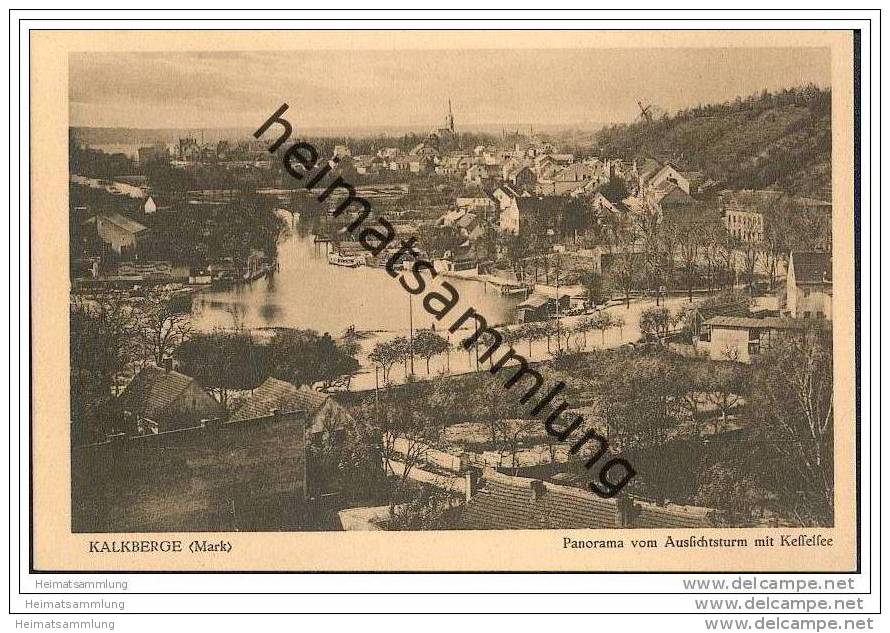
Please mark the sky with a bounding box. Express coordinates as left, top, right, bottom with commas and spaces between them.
69, 47, 831, 133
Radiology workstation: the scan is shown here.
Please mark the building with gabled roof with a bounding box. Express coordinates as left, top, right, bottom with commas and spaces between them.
231, 377, 354, 439
230, 378, 327, 422
86, 212, 150, 256
703, 315, 831, 362
117, 365, 225, 434
786, 251, 832, 320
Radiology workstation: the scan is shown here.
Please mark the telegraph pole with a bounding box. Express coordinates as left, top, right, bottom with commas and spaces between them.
408, 294, 415, 376
555, 254, 561, 352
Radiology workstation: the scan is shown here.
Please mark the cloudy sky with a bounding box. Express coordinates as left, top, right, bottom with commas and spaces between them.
69, 47, 831, 132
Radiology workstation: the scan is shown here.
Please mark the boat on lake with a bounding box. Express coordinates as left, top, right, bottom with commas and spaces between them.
327, 252, 363, 268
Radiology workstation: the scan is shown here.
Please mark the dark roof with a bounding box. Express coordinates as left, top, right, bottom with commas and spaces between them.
515, 196, 585, 216
117, 365, 214, 420
456, 473, 712, 530
231, 378, 328, 422
694, 301, 751, 322
705, 316, 832, 331
653, 184, 695, 206
455, 212, 477, 229
100, 213, 148, 234
517, 293, 550, 309
790, 252, 832, 284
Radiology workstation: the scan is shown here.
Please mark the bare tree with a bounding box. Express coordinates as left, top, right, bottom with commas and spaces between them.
496, 419, 539, 475
754, 329, 833, 526
136, 291, 192, 366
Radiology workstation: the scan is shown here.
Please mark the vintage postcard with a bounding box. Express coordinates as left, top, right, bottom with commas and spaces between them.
30, 29, 858, 571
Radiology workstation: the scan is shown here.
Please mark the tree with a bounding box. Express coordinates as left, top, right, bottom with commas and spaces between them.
175, 330, 268, 407
639, 306, 672, 341
608, 224, 639, 309
597, 351, 691, 501
612, 315, 626, 340
389, 336, 412, 378
495, 419, 539, 475
578, 270, 607, 307
573, 316, 593, 349
385, 486, 456, 530
588, 311, 616, 346
693, 460, 765, 527
737, 234, 759, 295
308, 404, 385, 505
703, 361, 750, 433
633, 198, 664, 303
136, 291, 192, 366
70, 298, 138, 442
368, 391, 440, 490
369, 339, 399, 384
268, 329, 359, 390
752, 329, 833, 526
599, 175, 629, 203
412, 328, 450, 374
517, 322, 546, 357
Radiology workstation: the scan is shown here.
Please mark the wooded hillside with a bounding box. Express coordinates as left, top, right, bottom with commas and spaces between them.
593, 85, 832, 199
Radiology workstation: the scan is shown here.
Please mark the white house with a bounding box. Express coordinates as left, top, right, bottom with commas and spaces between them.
702, 316, 830, 363
786, 252, 832, 320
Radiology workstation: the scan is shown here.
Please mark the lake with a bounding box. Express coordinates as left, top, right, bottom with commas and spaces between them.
190, 229, 523, 336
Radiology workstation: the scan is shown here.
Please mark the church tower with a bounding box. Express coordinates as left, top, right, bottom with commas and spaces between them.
446, 98, 455, 134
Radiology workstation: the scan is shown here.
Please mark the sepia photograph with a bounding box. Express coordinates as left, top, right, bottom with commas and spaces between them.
27, 28, 858, 571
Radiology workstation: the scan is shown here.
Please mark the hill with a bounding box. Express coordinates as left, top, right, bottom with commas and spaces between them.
592, 86, 832, 199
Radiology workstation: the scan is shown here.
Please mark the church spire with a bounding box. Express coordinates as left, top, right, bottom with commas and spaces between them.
447, 98, 455, 134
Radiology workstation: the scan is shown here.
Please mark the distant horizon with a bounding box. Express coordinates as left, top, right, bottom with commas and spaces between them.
70, 48, 831, 130
69, 80, 830, 148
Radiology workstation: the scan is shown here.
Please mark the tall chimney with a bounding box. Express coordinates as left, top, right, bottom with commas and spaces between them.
529, 480, 547, 502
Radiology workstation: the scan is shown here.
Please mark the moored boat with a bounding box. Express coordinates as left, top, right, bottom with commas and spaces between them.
327, 252, 362, 268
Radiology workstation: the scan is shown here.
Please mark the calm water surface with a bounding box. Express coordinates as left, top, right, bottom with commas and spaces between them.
191, 230, 522, 335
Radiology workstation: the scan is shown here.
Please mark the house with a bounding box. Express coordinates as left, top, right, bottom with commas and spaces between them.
723, 208, 764, 243
702, 316, 831, 362
408, 157, 434, 173
456, 196, 496, 219
143, 196, 157, 214
453, 470, 713, 529
491, 183, 531, 213
117, 365, 225, 435
137, 144, 169, 165
91, 213, 149, 256
786, 252, 832, 320
649, 181, 697, 213
631, 157, 662, 191
648, 162, 704, 195
499, 195, 588, 238
533, 154, 559, 176
465, 164, 490, 186
506, 165, 537, 189
377, 147, 402, 159
685, 299, 753, 343
454, 212, 479, 234
409, 142, 439, 159
230, 377, 355, 441
515, 292, 570, 323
